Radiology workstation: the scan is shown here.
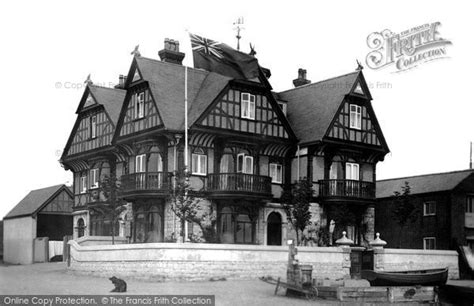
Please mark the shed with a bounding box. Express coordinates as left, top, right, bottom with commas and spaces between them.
3, 185, 73, 264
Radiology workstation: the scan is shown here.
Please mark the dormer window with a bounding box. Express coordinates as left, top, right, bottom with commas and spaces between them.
90, 115, 97, 139
241, 93, 255, 120
350, 104, 361, 130
135, 92, 145, 119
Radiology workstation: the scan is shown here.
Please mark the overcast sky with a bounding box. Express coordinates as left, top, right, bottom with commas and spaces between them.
0, 0, 472, 218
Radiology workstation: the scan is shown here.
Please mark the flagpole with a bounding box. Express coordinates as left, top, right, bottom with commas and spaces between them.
184, 66, 189, 174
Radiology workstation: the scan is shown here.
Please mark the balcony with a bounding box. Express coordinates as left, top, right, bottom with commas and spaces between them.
121, 172, 170, 198
318, 179, 375, 202
206, 173, 272, 199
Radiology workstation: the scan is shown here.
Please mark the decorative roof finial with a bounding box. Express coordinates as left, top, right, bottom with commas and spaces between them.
84, 74, 92, 85
249, 43, 256, 57
356, 59, 364, 71
131, 44, 141, 57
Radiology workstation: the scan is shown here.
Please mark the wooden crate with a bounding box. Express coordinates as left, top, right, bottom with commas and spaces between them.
388, 286, 436, 303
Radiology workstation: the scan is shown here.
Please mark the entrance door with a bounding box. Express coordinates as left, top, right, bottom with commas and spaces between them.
267, 212, 282, 246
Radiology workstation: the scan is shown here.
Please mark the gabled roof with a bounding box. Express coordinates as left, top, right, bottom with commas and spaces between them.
133, 57, 232, 131
278, 71, 360, 145
88, 85, 126, 125
4, 185, 73, 220
376, 169, 474, 199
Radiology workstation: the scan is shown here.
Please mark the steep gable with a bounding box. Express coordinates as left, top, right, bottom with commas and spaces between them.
326, 99, 385, 147
118, 86, 163, 137
279, 71, 359, 145
63, 85, 125, 158
194, 86, 293, 139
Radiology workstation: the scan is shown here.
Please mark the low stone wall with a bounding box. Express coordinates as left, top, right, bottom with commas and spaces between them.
68, 241, 350, 281
374, 248, 459, 279
76, 236, 128, 246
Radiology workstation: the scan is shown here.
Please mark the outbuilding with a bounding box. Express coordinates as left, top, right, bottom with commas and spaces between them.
3, 185, 73, 264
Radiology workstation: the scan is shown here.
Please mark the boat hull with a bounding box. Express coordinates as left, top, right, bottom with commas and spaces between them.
361, 268, 448, 286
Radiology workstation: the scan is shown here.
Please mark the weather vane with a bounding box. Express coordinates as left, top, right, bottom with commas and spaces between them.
233, 17, 244, 51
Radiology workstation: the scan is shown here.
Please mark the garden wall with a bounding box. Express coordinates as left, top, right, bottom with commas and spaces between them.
68, 241, 350, 281
374, 248, 459, 279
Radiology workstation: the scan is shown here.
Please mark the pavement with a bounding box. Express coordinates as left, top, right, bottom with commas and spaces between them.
0, 262, 340, 306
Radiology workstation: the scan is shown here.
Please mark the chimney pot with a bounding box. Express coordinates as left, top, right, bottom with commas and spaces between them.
293, 68, 311, 87
158, 38, 185, 65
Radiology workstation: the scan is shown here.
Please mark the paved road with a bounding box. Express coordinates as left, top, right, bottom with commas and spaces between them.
0, 262, 339, 305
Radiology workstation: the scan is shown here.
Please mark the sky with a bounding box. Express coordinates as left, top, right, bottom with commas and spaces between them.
0, 0, 472, 218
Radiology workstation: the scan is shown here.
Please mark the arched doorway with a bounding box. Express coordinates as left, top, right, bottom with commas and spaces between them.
267, 212, 282, 245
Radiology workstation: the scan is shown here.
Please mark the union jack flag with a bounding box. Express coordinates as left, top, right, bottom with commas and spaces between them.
190, 34, 223, 59
189, 33, 259, 80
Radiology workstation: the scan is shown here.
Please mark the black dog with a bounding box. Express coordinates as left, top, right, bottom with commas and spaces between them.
109, 276, 127, 293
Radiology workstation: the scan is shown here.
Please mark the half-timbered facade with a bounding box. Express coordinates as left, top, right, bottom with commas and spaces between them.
61, 39, 389, 246
278, 69, 389, 246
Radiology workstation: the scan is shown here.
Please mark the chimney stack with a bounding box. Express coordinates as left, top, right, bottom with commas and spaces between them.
158, 38, 185, 65
293, 68, 311, 87
115, 74, 127, 89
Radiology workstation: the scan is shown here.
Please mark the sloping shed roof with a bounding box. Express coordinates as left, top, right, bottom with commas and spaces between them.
278, 71, 359, 145
4, 185, 73, 219
135, 57, 231, 131
376, 169, 474, 198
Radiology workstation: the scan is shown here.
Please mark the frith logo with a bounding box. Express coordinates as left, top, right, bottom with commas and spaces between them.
366, 22, 452, 72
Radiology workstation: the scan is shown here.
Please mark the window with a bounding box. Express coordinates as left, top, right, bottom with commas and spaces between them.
350, 104, 361, 129
90, 168, 99, 189
237, 153, 253, 174
269, 163, 283, 183
345, 163, 359, 180
80, 176, 87, 193
241, 93, 255, 120
467, 196, 474, 213
423, 237, 436, 250
135, 92, 145, 119
135, 154, 146, 173
90, 115, 97, 139
423, 201, 436, 216
192, 152, 207, 175
278, 102, 287, 116
235, 214, 254, 244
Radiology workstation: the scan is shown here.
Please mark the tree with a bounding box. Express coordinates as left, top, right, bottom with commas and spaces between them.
391, 181, 417, 248
167, 169, 201, 242
281, 179, 313, 245
168, 168, 218, 243
91, 174, 128, 245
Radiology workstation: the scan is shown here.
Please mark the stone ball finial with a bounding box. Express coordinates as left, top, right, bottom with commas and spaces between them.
335, 231, 354, 247
370, 232, 387, 248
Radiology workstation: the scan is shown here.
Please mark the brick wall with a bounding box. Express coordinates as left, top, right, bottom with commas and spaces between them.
375, 192, 452, 249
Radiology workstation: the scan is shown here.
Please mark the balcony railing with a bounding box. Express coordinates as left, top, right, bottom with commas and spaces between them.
121, 172, 170, 195
318, 179, 375, 200
206, 173, 272, 197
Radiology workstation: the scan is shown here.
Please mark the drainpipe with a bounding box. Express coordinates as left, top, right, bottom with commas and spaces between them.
297, 145, 300, 181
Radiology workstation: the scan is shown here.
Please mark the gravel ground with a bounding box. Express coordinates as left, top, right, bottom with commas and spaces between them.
0, 262, 340, 305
